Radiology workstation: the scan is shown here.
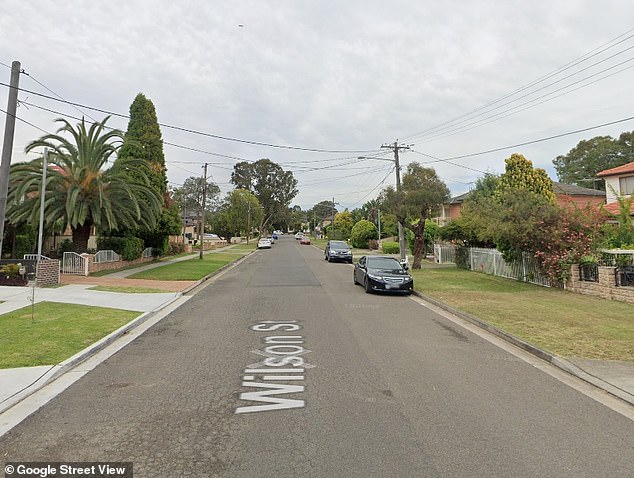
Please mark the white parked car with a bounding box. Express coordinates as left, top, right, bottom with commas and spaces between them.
257, 238, 272, 249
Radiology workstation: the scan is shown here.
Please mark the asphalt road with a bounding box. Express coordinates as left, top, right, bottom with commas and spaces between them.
1, 236, 633, 477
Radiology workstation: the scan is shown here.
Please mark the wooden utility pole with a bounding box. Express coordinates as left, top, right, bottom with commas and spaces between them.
381, 141, 410, 263
0, 61, 21, 255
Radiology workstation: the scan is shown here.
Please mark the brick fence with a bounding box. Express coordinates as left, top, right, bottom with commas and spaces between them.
87, 255, 155, 274
567, 264, 634, 304
36, 259, 60, 286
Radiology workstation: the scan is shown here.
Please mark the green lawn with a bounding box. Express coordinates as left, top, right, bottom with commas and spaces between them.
88, 286, 168, 293
0, 302, 139, 368
411, 266, 634, 362
127, 252, 246, 281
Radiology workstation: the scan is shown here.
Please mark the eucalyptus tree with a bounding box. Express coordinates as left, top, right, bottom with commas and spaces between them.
230, 159, 298, 229
382, 162, 450, 268
7, 117, 162, 252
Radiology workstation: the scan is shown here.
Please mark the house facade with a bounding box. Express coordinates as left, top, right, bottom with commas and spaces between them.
437, 182, 605, 226
597, 161, 634, 215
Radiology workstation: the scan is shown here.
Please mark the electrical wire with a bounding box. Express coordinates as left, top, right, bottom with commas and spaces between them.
0, 82, 380, 154
419, 54, 634, 143
441, 114, 634, 161
401, 27, 634, 142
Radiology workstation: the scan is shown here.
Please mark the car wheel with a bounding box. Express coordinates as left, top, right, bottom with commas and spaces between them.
364, 278, 371, 294
324, 254, 328, 261
347, 259, 353, 264
327, 256, 333, 263
353, 271, 358, 285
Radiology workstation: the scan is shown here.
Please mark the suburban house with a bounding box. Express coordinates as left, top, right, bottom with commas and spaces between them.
596, 161, 634, 215
437, 181, 605, 226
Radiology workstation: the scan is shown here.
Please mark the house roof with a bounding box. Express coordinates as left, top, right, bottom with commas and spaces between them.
551, 182, 604, 196
597, 161, 634, 177
445, 181, 603, 204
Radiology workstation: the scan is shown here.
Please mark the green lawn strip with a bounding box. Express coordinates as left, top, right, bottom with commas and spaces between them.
127, 252, 244, 281
0, 302, 139, 368
90, 261, 161, 277
411, 267, 634, 362
88, 286, 168, 293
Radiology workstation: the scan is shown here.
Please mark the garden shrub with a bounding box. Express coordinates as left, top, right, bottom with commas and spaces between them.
350, 220, 378, 249
381, 242, 399, 254
455, 246, 470, 269
97, 236, 144, 261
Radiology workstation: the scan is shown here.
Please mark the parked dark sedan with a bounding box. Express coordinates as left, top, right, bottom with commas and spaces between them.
325, 240, 353, 263
353, 255, 413, 294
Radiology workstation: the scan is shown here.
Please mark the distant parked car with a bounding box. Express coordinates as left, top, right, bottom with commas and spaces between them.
300, 236, 311, 245
272, 233, 279, 240
353, 255, 413, 294
325, 240, 353, 263
257, 238, 272, 249
295, 232, 304, 240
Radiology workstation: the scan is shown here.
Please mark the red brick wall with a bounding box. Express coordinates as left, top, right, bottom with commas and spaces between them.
36, 259, 60, 286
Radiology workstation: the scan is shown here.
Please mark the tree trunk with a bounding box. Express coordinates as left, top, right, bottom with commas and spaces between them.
71, 221, 92, 253
411, 219, 426, 270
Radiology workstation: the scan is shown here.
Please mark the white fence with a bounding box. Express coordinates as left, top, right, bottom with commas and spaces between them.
93, 249, 120, 263
62, 252, 89, 275
434, 244, 550, 287
23, 254, 51, 261
142, 247, 154, 258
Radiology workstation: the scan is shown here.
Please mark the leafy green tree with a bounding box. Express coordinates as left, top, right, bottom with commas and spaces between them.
333, 210, 353, 240
497, 153, 555, 201
117, 93, 167, 194
382, 162, 450, 268
553, 133, 634, 189
223, 189, 262, 239
311, 200, 337, 222
378, 213, 398, 239
350, 219, 378, 248
115, 93, 176, 253
602, 191, 634, 248
230, 159, 298, 229
7, 117, 161, 252
171, 176, 221, 227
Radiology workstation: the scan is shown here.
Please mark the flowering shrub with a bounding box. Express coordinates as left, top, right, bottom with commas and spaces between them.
530, 205, 607, 285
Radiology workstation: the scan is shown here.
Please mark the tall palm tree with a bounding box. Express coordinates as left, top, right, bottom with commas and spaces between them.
7, 117, 162, 252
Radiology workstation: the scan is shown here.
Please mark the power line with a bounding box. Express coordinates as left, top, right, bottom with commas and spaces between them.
401, 28, 634, 142
440, 114, 634, 162
0, 82, 379, 154
419, 53, 634, 144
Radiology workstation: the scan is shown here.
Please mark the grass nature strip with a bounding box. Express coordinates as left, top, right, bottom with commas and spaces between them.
410, 267, 634, 362
0, 302, 139, 368
126, 251, 249, 281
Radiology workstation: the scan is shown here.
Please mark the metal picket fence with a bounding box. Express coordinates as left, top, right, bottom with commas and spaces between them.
93, 249, 120, 263
62, 252, 89, 275
434, 244, 550, 287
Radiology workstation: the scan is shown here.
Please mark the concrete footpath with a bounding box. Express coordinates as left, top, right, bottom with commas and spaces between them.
0, 249, 633, 433
0, 246, 246, 420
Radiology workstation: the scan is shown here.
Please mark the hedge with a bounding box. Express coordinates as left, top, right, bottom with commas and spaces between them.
97, 236, 144, 261
381, 242, 400, 254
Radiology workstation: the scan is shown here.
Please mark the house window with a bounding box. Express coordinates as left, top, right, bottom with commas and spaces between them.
620, 175, 634, 196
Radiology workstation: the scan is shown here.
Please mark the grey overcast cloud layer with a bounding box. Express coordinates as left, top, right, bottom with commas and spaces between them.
1, 1, 633, 209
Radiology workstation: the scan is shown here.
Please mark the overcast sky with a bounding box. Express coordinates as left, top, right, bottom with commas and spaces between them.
1, 1, 633, 210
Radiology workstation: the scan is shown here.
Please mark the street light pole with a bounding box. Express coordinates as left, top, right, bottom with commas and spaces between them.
199, 163, 208, 260
36, 148, 48, 261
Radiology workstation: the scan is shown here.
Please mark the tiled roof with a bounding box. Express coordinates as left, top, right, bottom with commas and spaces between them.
597, 161, 634, 177
552, 182, 604, 196
446, 181, 603, 204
